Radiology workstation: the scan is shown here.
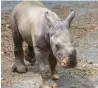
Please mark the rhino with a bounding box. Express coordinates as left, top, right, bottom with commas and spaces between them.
11, 1, 77, 88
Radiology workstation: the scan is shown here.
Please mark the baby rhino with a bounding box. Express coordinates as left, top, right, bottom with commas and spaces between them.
11, 1, 77, 88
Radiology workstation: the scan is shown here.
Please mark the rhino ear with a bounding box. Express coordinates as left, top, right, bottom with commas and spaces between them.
65, 11, 75, 28
45, 11, 54, 26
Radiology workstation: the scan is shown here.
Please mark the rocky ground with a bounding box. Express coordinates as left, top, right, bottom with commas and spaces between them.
1, 10, 98, 88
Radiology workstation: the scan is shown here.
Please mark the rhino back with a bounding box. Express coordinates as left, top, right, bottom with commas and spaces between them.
12, 1, 45, 45
12, 1, 58, 46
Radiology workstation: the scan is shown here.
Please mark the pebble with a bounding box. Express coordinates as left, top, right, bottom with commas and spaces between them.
6, 24, 10, 29
88, 60, 93, 64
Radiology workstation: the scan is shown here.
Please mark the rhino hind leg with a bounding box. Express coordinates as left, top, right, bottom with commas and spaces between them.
49, 52, 59, 80
11, 18, 27, 73
25, 46, 36, 64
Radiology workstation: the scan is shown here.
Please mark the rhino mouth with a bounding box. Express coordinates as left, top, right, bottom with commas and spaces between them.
58, 55, 77, 68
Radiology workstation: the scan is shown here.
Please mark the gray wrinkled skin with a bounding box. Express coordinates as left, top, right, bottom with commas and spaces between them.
11, 1, 77, 88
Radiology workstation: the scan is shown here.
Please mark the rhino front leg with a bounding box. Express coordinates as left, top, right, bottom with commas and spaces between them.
34, 48, 57, 88
12, 26, 27, 73
25, 46, 36, 64
49, 52, 59, 80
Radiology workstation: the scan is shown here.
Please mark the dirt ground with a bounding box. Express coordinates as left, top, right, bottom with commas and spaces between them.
1, 10, 98, 88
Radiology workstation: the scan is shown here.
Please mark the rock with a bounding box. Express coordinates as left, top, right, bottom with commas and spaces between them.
1, 52, 4, 55
82, 64, 86, 68
88, 60, 93, 64
95, 26, 98, 30
6, 24, 11, 29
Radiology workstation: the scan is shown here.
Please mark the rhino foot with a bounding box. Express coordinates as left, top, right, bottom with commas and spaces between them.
40, 86, 56, 88
40, 80, 57, 88
12, 61, 27, 73
52, 73, 59, 80
51, 70, 59, 80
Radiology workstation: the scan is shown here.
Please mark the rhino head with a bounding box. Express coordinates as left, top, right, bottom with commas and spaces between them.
45, 11, 77, 68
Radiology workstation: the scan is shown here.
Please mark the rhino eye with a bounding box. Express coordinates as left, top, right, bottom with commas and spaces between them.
55, 44, 60, 51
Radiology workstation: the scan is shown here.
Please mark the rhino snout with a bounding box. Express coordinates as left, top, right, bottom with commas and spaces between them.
61, 55, 77, 68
